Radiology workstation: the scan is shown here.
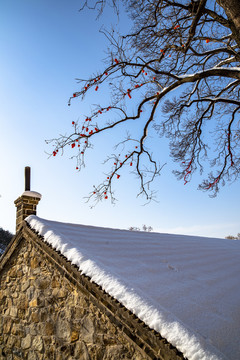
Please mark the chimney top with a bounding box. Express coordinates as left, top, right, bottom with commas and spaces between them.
14, 167, 42, 232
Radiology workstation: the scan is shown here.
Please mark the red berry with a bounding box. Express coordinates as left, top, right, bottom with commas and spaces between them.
71, 143, 75, 148
76, 167, 78, 170
73, 93, 76, 97
72, 121, 75, 125
153, 77, 156, 80
93, 191, 96, 194
130, 162, 132, 166
105, 196, 108, 199
128, 93, 132, 99
145, 72, 147, 75
135, 146, 138, 149
105, 72, 108, 75
107, 177, 109, 179
206, 39, 210, 43
117, 174, 120, 179
125, 155, 128, 158
95, 86, 99, 91
104, 192, 107, 195
95, 128, 98, 131
114, 58, 119, 64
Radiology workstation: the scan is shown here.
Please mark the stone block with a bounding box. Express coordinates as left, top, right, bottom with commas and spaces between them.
29, 298, 38, 307
21, 334, 32, 349
32, 335, 43, 352
56, 318, 71, 341
3, 320, 12, 334
21, 280, 30, 292
45, 322, 54, 336
31, 312, 39, 323
70, 330, 79, 343
10, 307, 18, 318
30, 258, 39, 269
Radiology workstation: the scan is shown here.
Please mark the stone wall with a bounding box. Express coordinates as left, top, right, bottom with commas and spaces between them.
0, 236, 147, 360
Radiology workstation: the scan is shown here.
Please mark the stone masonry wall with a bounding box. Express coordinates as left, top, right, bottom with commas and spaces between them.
0, 237, 147, 360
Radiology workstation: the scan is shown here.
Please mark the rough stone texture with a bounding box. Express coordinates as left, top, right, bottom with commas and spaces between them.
0, 237, 148, 359
14, 195, 41, 233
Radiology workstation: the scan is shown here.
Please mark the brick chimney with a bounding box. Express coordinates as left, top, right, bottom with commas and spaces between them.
14, 167, 42, 233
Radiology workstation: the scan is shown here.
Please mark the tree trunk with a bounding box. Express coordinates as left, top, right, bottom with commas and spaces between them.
217, 0, 240, 46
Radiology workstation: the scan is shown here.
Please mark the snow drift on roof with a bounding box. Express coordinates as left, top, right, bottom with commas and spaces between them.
26, 215, 240, 360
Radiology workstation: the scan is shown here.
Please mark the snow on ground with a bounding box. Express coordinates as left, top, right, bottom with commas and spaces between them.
26, 215, 240, 360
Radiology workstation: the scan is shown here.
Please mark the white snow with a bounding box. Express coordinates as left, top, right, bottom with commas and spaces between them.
26, 215, 240, 360
22, 191, 42, 199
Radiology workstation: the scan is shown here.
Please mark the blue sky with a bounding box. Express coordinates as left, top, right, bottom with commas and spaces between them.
0, 0, 239, 238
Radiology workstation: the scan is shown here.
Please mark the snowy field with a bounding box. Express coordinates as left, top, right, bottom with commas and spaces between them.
26, 215, 240, 360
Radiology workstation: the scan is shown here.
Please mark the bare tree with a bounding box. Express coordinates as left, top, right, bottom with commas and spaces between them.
129, 225, 153, 232
225, 232, 240, 240
47, 0, 240, 203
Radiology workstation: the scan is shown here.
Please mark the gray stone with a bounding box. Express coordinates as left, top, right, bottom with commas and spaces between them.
21, 334, 32, 349
27, 351, 38, 360
81, 316, 95, 343
32, 335, 43, 352
56, 318, 71, 341
9, 306, 18, 317
22, 280, 30, 292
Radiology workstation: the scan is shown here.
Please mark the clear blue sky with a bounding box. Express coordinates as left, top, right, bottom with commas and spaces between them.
0, 0, 239, 238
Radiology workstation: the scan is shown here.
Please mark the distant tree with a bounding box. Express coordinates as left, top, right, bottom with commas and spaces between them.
129, 225, 153, 232
225, 233, 240, 240
0, 227, 13, 255
48, 0, 240, 203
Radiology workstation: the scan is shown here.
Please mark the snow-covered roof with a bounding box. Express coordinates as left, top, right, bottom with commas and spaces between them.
26, 215, 240, 360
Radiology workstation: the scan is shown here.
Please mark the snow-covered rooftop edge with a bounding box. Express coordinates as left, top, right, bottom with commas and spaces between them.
25, 215, 240, 360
